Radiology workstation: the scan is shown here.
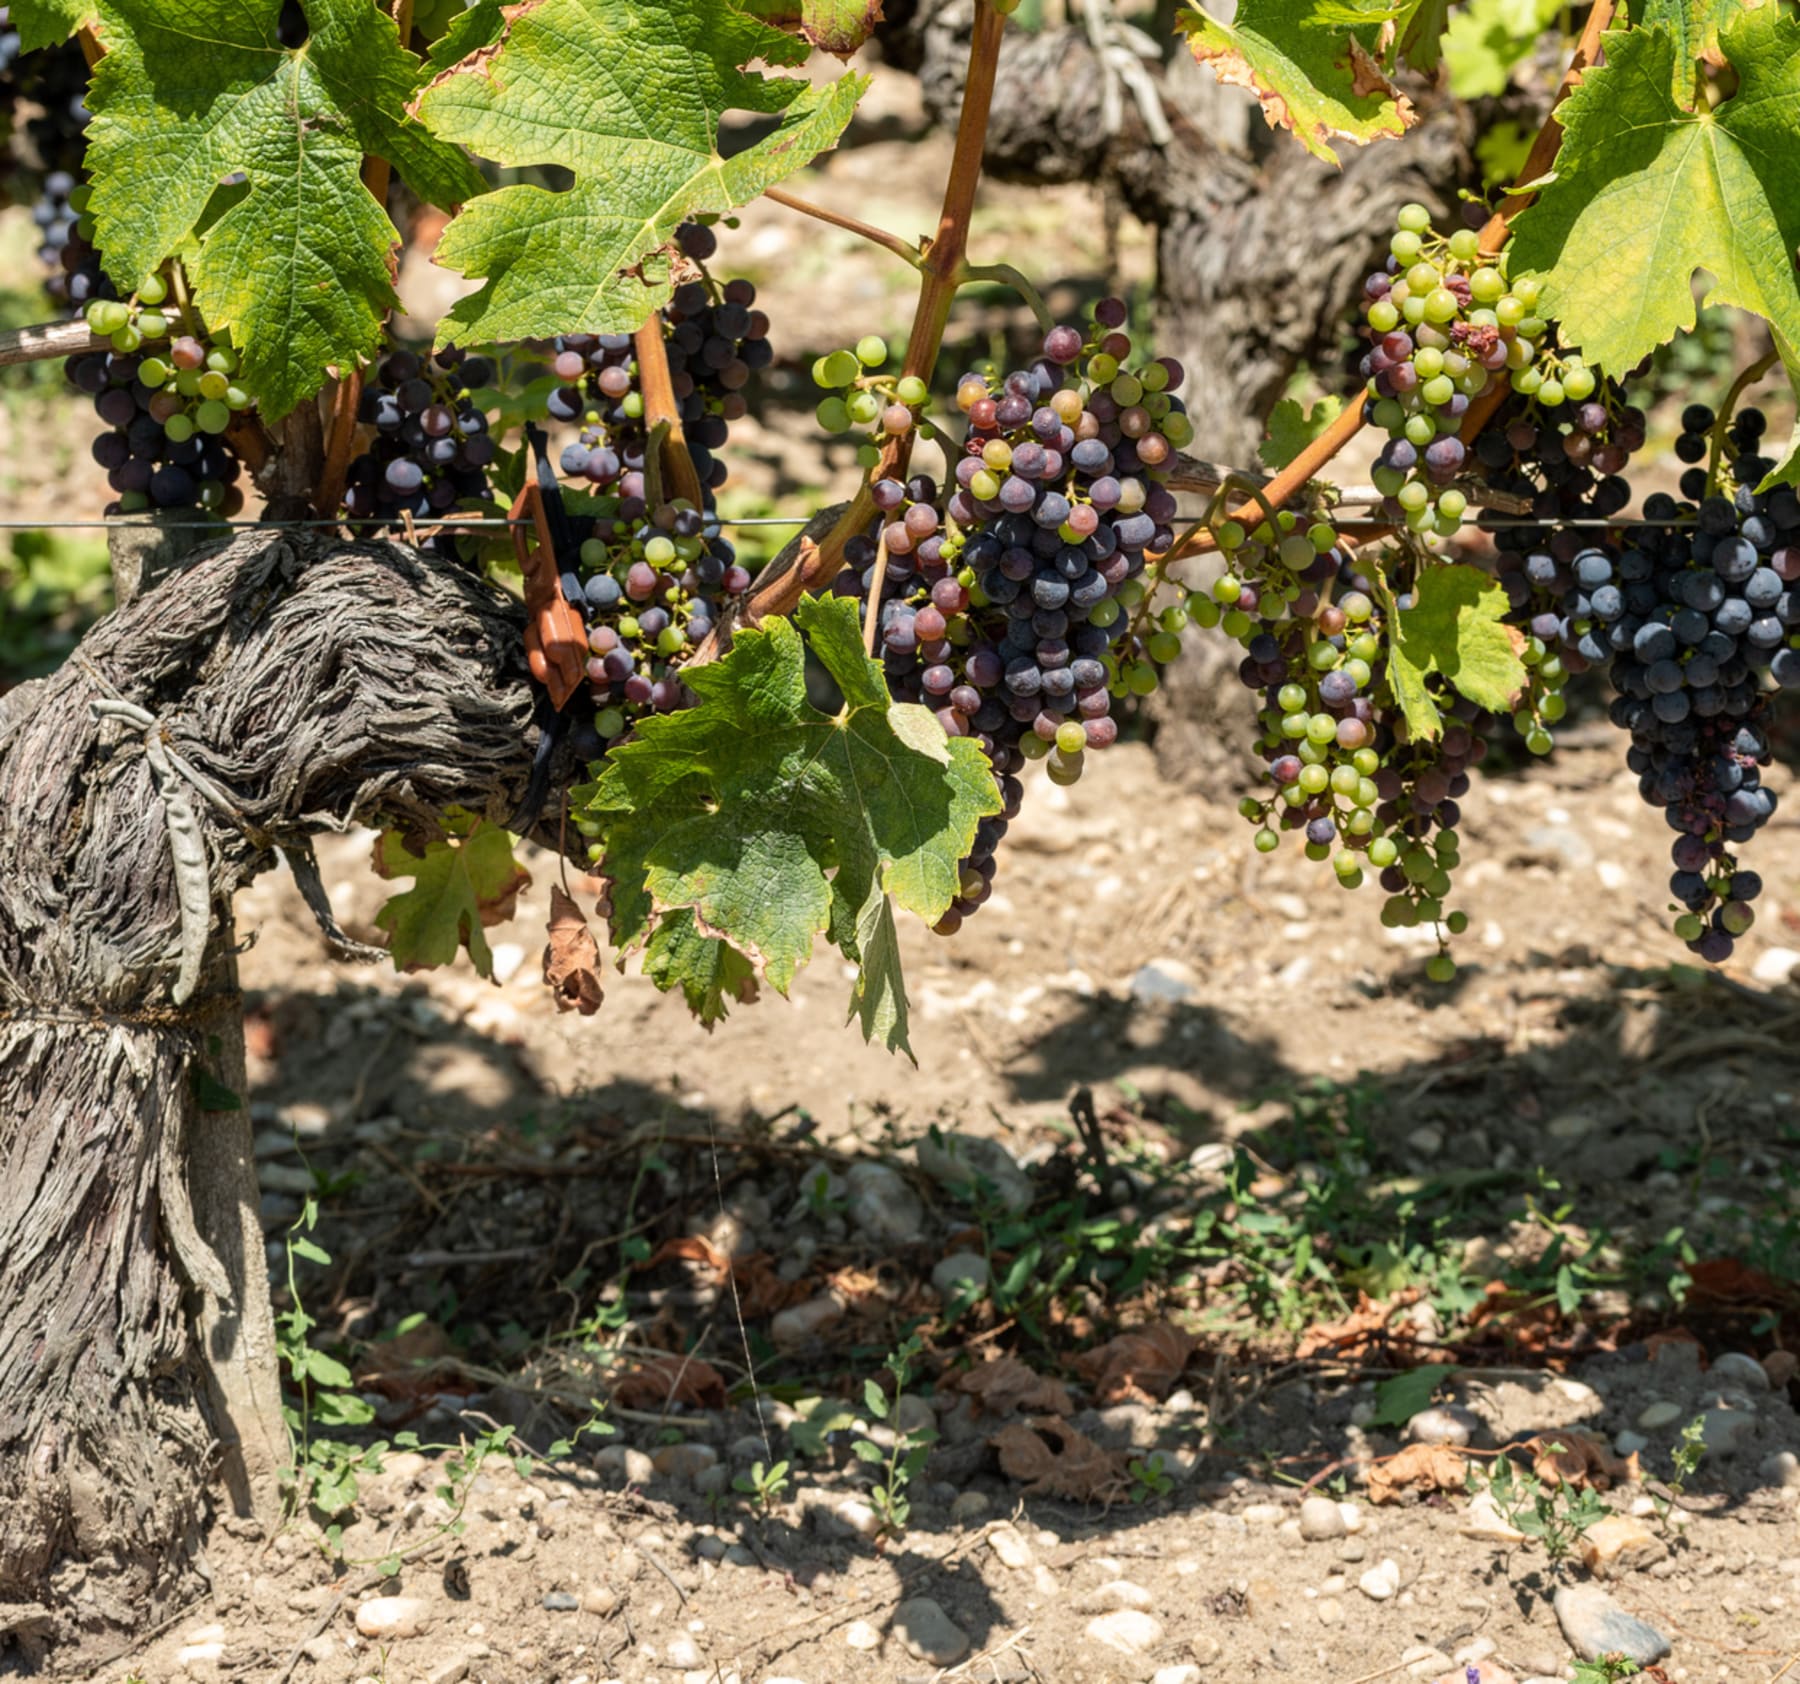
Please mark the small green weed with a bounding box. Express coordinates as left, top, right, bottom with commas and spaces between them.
1468, 1447, 1609, 1566
733, 1458, 791, 1514
852, 1333, 937, 1539
1127, 1453, 1173, 1503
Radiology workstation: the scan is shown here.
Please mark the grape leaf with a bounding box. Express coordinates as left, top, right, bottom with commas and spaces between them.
1179, 0, 1416, 165
586, 595, 999, 1054
372, 818, 530, 978
641, 910, 759, 1028
1507, 12, 1800, 486
83, 0, 483, 421
1260, 395, 1344, 470
1308, 0, 1454, 74
1386, 563, 1527, 740
1633, 0, 1746, 106
1370, 1363, 1457, 1427
8, 0, 92, 50
741, 0, 885, 57
1442, 0, 1562, 98
416, 0, 866, 347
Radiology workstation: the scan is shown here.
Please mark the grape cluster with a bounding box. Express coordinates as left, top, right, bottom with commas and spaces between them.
545, 225, 765, 751
0, 24, 95, 307
841, 299, 1191, 931
1574, 404, 1800, 959
1477, 387, 1647, 751
343, 346, 497, 533
812, 334, 937, 468
1362, 203, 1556, 535
1201, 516, 1474, 976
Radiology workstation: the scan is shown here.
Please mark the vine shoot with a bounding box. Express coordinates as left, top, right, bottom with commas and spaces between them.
0, 0, 1796, 1666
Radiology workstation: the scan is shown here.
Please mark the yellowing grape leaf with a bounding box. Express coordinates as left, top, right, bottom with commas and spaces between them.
1508, 12, 1800, 484
415, 0, 866, 346
1386, 564, 1527, 741
584, 595, 999, 1055
1634, 0, 1750, 106
1260, 395, 1344, 470
1309, 0, 1455, 74
1179, 0, 1416, 165
372, 818, 529, 978
83, 0, 483, 420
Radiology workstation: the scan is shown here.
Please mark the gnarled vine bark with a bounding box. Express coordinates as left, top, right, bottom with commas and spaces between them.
0, 532, 550, 1668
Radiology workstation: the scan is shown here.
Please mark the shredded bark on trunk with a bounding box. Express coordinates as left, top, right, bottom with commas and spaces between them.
0, 532, 548, 1667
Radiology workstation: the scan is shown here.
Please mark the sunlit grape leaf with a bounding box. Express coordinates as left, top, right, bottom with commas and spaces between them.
83, 0, 483, 420
585, 595, 999, 1053
1508, 11, 1800, 483
1179, 0, 1416, 165
8, 0, 91, 50
641, 910, 759, 1028
741, 0, 885, 57
1386, 564, 1527, 741
423, 0, 504, 72
1442, 0, 1562, 97
1260, 395, 1344, 470
416, 0, 866, 347
372, 818, 530, 978
1633, 0, 1748, 106
846, 884, 909, 1060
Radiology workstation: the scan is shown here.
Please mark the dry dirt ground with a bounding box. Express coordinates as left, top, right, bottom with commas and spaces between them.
95, 731, 1800, 1684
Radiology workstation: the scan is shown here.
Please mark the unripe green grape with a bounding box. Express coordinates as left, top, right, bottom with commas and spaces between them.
1421, 374, 1456, 406
1390, 229, 1423, 264
1446, 910, 1468, 935
1306, 712, 1338, 743
1379, 898, 1406, 928
855, 334, 888, 367
1254, 828, 1279, 853
1673, 912, 1704, 941
1297, 740, 1325, 766
1448, 228, 1481, 262
138, 357, 171, 387
1402, 295, 1427, 326
1019, 731, 1052, 760
1354, 777, 1379, 809
198, 370, 229, 400
1335, 858, 1363, 888
1161, 413, 1194, 448
1512, 367, 1543, 396
1126, 661, 1159, 697
1116, 577, 1146, 609
164, 412, 195, 443
225, 385, 252, 410
1147, 630, 1182, 664
1221, 609, 1251, 638
1278, 682, 1308, 712
1344, 659, 1371, 689
970, 469, 1000, 501
1298, 764, 1330, 794
1110, 373, 1144, 407
1304, 840, 1331, 862
1353, 749, 1380, 778
1159, 606, 1189, 634
1307, 642, 1339, 672
1414, 346, 1444, 379
135, 311, 168, 339
1371, 397, 1406, 432
597, 707, 627, 739
86, 298, 130, 335
1425, 954, 1457, 983
1087, 352, 1119, 384
1397, 202, 1433, 234
1140, 361, 1170, 392
1404, 414, 1436, 447
1537, 377, 1565, 407
1434, 510, 1463, 538
1347, 809, 1375, 836
135, 272, 168, 305
657, 626, 686, 656
1415, 897, 1443, 922
1424, 288, 1460, 323
1561, 365, 1596, 400
622, 391, 645, 418
1330, 765, 1359, 797
1517, 316, 1547, 341
1368, 836, 1398, 868
1541, 692, 1567, 722
1089, 598, 1121, 628
111, 326, 143, 353
1397, 480, 1430, 513
846, 390, 881, 425
195, 399, 230, 434
1372, 464, 1406, 497
1513, 276, 1542, 307
1406, 261, 1442, 293
1722, 901, 1755, 936
1055, 721, 1088, 755
1495, 295, 1525, 327
1189, 594, 1221, 628
1368, 299, 1400, 333
1526, 727, 1553, 755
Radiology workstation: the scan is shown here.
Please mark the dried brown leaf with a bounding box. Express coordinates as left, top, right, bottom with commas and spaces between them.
544, 884, 604, 1015
1297, 1290, 1420, 1361
609, 1352, 727, 1412
992, 1416, 1130, 1504
1072, 1321, 1196, 1405
955, 1354, 1074, 1419
1365, 1441, 1470, 1504
354, 1321, 459, 1403
1523, 1430, 1638, 1490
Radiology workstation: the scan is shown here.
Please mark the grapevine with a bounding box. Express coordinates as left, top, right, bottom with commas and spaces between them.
0, 0, 1795, 1029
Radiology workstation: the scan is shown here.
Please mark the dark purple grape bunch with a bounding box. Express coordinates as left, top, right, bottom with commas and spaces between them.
2, 21, 92, 309
1572, 403, 1800, 961
841, 298, 1190, 933
342, 345, 497, 536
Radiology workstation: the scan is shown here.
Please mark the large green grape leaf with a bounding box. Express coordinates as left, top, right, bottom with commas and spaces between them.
416, 0, 866, 347
1179, 0, 1416, 165
1632, 0, 1747, 105
83, 0, 483, 420
1386, 564, 1527, 741
585, 595, 1000, 1054
9, 0, 92, 50
1507, 13, 1800, 483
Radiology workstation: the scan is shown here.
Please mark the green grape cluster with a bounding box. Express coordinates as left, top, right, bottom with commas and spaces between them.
812, 336, 937, 468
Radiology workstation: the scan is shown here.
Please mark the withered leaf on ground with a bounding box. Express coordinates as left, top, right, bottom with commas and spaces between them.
1365, 1441, 1470, 1504
639, 1234, 813, 1319
1524, 1431, 1639, 1489
354, 1320, 461, 1403
992, 1416, 1130, 1504
609, 1352, 727, 1411
1072, 1321, 1196, 1405
954, 1354, 1074, 1419
543, 884, 604, 1015
1298, 1290, 1420, 1361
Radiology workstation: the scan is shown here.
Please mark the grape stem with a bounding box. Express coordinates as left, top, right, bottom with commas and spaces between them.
1704, 348, 1779, 499
862, 524, 892, 657
956, 261, 1055, 334
634, 319, 707, 509
762, 187, 925, 270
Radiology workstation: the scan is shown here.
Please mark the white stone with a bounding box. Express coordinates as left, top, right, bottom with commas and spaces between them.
1461, 1491, 1526, 1544
1153, 1668, 1203, 1684
1299, 1495, 1346, 1540
666, 1637, 703, 1668
1753, 947, 1800, 984
770, 1295, 844, 1350
1085, 1610, 1165, 1656
845, 1162, 925, 1243
1076, 1580, 1156, 1613
846, 1620, 882, 1651
989, 1526, 1034, 1569
1358, 1559, 1401, 1601
1711, 1352, 1772, 1392
355, 1597, 429, 1639
916, 1132, 1035, 1213
1338, 1501, 1365, 1534
1636, 1400, 1684, 1431
931, 1252, 991, 1296
1240, 1502, 1284, 1525
894, 1597, 970, 1667
176, 1644, 224, 1669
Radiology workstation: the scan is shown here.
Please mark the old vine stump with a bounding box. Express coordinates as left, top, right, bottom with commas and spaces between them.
0, 532, 542, 1668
